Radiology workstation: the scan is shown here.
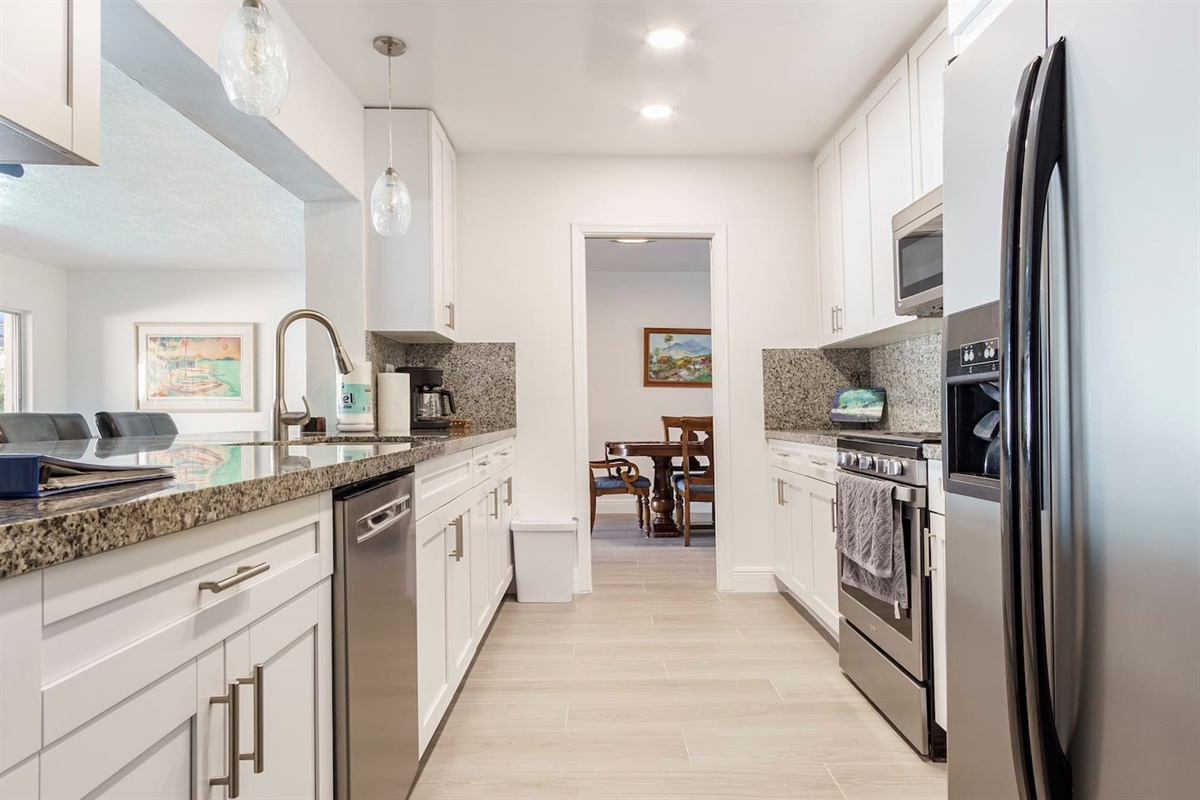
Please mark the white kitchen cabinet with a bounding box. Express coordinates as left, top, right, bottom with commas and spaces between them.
365, 109, 458, 342
469, 487, 494, 639
788, 476, 816, 607
415, 510, 451, 754
0, 0, 100, 165
909, 11, 953, 195
806, 477, 840, 633
866, 58, 917, 331
770, 471, 792, 584
929, 510, 948, 729
446, 498, 474, 682
0, 496, 334, 800
815, 146, 844, 344
491, 470, 515, 605
837, 121, 874, 338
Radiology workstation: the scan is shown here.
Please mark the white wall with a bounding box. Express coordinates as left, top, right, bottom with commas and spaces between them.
456, 155, 815, 591
0, 253, 70, 411
587, 269, 712, 512
65, 269, 306, 433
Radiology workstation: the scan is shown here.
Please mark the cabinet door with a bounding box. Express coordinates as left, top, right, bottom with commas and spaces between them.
0, 0, 99, 165
469, 487, 494, 637
838, 122, 874, 337
770, 473, 791, 583
38, 659, 206, 800
930, 511, 948, 729
910, 11, 952, 195
227, 584, 328, 800
492, 474, 514, 604
815, 146, 844, 343
788, 476, 814, 604
806, 477, 840, 633
416, 514, 450, 754
865, 59, 916, 330
446, 505, 474, 682
442, 137, 458, 336
430, 117, 457, 339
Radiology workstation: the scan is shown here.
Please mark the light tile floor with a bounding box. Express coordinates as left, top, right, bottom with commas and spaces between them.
410, 516, 947, 800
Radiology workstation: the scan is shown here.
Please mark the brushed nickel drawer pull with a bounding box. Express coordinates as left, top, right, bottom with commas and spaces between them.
200, 563, 270, 593
210, 681, 242, 797
449, 516, 464, 560
237, 664, 265, 773
492, 489, 500, 519
505, 476, 513, 506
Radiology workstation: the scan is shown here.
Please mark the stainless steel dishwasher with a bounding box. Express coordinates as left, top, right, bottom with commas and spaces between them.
333, 468, 418, 799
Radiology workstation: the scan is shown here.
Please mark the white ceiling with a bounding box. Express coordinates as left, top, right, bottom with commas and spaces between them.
0, 61, 304, 271
282, 0, 943, 155
586, 237, 710, 272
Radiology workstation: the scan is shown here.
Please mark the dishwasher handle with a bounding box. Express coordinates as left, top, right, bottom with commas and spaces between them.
356, 496, 411, 543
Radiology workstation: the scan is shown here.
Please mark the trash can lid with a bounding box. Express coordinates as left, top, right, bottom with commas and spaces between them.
511, 517, 579, 533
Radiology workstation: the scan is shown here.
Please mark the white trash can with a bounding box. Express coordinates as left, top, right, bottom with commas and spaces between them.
511, 517, 577, 603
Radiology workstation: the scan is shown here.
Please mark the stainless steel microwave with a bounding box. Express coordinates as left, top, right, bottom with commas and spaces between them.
893, 186, 943, 317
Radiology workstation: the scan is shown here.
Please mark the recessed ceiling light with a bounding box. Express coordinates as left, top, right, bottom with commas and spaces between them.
640, 104, 673, 120
645, 28, 687, 49
612, 238, 652, 244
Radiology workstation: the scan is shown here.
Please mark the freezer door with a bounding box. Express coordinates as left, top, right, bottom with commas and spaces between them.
1046, 2, 1200, 798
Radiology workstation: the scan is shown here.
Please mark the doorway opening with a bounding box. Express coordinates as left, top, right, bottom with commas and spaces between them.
570, 225, 732, 593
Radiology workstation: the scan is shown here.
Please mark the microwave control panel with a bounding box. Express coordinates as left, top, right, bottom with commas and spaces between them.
960, 338, 1000, 370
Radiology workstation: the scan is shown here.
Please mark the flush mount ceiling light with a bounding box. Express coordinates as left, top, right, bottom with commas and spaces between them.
370, 35, 413, 237
218, 0, 289, 117
645, 27, 687, 49
611, 238, 652, 244
640, 104, 673, 120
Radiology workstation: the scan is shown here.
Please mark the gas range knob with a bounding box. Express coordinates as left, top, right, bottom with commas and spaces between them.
838, 452, 855, 467
858, 455, 874, 470
875, 459, 890, 474
889, 461, 904, 477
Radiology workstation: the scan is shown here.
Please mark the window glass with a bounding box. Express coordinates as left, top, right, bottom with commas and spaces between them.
0, 310, 21, 412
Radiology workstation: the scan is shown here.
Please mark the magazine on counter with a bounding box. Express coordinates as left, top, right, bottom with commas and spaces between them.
0, 454, 176, 499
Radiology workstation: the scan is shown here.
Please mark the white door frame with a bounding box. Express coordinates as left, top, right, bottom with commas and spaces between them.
570, 223, 732, 593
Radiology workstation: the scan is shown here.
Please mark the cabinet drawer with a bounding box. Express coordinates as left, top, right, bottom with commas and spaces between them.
415, 451, 475, 520
768, 440, 838, 483
472, 438, 515, 484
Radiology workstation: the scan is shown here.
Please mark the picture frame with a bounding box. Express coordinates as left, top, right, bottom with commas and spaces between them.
136, 323, 256, 411
643, 327, 713, 388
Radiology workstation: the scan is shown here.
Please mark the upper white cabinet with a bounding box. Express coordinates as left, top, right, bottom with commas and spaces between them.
365, 109, 459, 342
813, 13, 949, 347
910, 11, 953, 195
0, 0, 100, 165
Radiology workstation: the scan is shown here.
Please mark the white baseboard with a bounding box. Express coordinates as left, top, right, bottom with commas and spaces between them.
722, 567, 778, 593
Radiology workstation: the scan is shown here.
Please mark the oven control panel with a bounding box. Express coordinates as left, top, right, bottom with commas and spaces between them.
959, 338, 1000, 370
836, 449, 927, 487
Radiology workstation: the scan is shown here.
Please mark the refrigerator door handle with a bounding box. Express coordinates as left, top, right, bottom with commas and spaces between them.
1016, 38, 1072, 800
1000, 52, 1043, 800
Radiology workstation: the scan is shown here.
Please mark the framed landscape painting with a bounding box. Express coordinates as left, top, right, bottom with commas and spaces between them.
137, 323, 255, 411
644, 328, 713, 388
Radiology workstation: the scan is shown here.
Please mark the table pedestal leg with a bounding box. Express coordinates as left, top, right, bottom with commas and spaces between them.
649, 456, 681, 537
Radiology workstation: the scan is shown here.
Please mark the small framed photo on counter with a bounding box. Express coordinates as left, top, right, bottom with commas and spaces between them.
136, 322, 256, 411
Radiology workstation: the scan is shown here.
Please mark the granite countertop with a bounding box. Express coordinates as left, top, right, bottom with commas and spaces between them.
0, 427, 516, 580
765, 429, 942, 461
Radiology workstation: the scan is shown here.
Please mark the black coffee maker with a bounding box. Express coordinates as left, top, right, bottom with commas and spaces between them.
397, 367, 456, 430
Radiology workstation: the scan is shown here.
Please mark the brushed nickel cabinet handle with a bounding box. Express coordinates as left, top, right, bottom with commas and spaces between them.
446, 302, 456, 330
477, 459, 492, 467
505, 476, 513, 506
924, 527, 935, 577
237, 664, 265, 773
200, 563, 270, 593
492, 489, 500, 519
449, 516, 464, 561
210, 681, 242, 797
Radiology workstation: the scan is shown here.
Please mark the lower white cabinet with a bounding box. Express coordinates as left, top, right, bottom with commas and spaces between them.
929, 510, 948, 729
414, 439, 516, 755
769, 444, 840, 637
0, 495, 335, 800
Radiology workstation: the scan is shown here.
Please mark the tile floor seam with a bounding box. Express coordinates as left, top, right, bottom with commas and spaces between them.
823, 762, 849, 800
681, 729, 692, 764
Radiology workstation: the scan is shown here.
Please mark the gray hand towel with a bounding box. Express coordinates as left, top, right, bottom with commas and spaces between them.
836, 472, 908, 610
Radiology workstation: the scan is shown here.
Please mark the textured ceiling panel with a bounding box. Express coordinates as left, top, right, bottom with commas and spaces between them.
0, 61, 303, 271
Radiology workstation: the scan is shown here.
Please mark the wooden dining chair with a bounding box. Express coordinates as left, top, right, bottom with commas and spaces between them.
588, 442, 651, 534
662, 415, 711, 475
671, 418, 715, 546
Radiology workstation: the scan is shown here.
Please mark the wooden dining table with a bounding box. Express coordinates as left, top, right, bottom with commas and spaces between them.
606, 440, 684, 537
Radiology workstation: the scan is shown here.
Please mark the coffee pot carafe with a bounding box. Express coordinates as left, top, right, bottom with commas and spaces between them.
396, 367, 456, 430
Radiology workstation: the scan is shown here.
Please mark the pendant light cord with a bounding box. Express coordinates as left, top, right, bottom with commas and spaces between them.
387, 51, 394, 169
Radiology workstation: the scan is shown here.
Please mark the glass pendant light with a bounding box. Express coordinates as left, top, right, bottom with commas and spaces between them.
218, 0, 289, 117
370, 36, 412, 237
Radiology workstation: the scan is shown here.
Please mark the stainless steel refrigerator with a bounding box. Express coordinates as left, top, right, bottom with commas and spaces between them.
942, 1, 1200, 798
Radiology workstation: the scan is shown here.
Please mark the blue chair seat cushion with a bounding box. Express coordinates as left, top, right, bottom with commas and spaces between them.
594, 475, 650, 490
672, 475, 714, 493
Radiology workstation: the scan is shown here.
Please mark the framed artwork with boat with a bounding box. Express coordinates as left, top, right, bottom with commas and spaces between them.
137, 323, 256, 411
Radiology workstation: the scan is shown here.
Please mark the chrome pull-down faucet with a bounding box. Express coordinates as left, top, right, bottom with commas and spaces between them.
274, 309, 354, 441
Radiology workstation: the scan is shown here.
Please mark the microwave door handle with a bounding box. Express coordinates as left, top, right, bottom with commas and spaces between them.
1000, 52, 1042, 800
1015, 39, 1072, 800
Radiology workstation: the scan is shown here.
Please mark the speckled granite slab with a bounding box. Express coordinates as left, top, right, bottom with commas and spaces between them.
764, 430, 841, 448
923, 444, 942, 461
367, 335, 517, 429
0, 427, 515, 580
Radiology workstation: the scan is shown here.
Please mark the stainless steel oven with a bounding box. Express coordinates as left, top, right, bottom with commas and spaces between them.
835, 433, 944, 759
893, 187, 944, 317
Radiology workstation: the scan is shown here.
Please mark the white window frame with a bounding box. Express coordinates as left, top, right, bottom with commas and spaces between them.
0, 308, 25, 413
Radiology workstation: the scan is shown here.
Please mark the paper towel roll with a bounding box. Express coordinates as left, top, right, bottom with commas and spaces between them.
376, 372, 411, 434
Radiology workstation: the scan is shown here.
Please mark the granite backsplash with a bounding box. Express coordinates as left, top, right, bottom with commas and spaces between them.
366, 334, 517, 429
763, 331, 941, 433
